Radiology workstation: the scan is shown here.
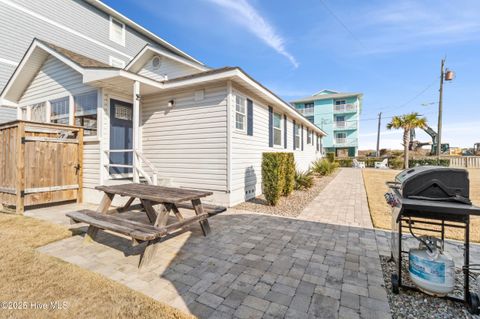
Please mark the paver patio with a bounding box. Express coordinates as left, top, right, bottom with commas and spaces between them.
298, 168, 373, 229
36, 208, 391, 319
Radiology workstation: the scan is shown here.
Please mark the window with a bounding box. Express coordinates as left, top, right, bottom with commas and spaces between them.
50, 97, 69, 125
235, 95, 246, 131
109, 56, 125, 68
74, 91, 98, 136
336, 132, 347, 143
31, 102, 46, 122
115, 105, 132, 120
335, 115, 346, 128
109, 17, 125, 45
294, 123, 300, 149
273, 112, 282, 146
335, 100, 346, 105
307, 129, 312, 144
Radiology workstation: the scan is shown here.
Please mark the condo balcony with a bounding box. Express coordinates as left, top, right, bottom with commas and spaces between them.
334, 137, 358, 147
333, 121, 357, 130
333, 103, 357, 113
297, 107, 314, 117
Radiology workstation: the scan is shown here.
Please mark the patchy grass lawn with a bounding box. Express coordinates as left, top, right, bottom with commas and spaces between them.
0, 213, 193, 319
363, 168, 480, 242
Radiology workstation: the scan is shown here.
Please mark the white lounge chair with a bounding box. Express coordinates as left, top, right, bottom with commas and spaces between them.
374, 158, 389, 169
353, 159, 366, 168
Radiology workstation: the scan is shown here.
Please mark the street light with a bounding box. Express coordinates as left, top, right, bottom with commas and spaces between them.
437, 58, 455, 158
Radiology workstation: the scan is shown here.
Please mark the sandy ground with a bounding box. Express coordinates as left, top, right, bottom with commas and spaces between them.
363, 168, 480, 242
0, 213, 193, 319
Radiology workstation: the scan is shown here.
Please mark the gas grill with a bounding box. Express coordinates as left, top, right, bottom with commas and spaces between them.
385, 166, 480, 314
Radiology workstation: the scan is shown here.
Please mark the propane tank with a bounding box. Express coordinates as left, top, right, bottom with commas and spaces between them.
409, 237, 455, 296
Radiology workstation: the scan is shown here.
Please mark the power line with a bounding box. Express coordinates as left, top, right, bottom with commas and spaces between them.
369, 78, 438, 112
319, 0, 367, 51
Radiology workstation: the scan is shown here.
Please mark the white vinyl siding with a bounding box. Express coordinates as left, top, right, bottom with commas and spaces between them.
138, 56, 202, 81
141, 84, 228, 193
230, 85, 321, 205
0, 106, 17, 124
83, 141, 101, 189
19, 56, 91, 105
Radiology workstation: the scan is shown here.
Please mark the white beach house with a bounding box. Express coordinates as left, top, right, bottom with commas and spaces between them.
0, 1, 325, 207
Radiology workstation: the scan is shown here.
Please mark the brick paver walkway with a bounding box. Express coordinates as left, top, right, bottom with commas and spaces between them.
298, 168, 373, 228
38, 210, 391, 318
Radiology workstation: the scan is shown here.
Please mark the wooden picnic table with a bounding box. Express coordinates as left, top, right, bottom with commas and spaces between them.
95, 184, 213, 234
67, 183, 218, 269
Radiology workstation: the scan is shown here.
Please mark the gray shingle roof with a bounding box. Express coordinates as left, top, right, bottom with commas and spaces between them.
39, 39, 118, 69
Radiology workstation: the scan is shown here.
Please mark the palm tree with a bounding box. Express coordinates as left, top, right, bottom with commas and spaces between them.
386, 112, 427, 169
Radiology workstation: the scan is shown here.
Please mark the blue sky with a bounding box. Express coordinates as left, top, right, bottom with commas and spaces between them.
104, 0, 480, 150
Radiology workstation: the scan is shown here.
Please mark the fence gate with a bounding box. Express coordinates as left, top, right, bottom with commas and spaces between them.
0, 121, 83, 214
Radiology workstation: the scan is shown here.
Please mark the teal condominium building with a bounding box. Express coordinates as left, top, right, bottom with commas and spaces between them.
291, 90, 362, 157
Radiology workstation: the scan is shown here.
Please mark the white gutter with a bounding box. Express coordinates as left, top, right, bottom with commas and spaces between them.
84, 67, 326, 136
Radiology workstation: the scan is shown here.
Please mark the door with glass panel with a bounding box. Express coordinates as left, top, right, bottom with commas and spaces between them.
109, 99, 133, 175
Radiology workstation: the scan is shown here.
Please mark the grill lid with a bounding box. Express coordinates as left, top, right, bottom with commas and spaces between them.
394, 166, 470, 204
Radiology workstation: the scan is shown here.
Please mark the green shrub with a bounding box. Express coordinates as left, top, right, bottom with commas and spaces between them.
389, 157, 404, 169
283, 153, 296, 196
326, 152, 335, 163
262, 152, 295, 205
295, 170, 314, 190
311, 159, 339, 176
335, 159, 353, 167
409, 158, 450, 167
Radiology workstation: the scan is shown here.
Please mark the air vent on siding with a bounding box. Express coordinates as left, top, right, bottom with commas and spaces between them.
152, 56, 161, 69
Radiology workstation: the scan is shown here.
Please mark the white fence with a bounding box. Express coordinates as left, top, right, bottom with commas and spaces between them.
447, 156, 480, 168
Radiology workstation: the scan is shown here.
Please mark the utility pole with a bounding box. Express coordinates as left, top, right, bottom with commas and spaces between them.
376, 112, 382, 157
437, 58, 445, 158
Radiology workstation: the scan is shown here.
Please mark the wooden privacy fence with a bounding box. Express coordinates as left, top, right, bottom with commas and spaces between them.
0, 120, 83, 214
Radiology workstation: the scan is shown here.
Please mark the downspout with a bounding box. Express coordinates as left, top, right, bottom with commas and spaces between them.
226, 80, 233, 201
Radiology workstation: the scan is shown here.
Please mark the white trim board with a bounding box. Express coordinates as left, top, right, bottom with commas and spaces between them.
0, 57, 18, 66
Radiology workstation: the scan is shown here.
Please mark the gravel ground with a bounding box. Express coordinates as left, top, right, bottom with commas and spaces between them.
381, 255, 480, 319
233, 170, 339, 217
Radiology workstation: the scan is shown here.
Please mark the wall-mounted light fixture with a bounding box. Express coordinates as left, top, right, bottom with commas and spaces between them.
136, 94, 142, 101
168, 99, 175, 107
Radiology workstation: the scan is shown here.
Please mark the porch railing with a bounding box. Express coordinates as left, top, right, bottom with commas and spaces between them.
334, 103, 357, 113
103, 149, 158, 185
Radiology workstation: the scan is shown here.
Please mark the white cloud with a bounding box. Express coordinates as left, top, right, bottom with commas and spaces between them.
206, 0, 298, 68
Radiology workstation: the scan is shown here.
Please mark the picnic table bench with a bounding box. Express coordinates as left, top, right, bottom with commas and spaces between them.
66, 183, 225, 269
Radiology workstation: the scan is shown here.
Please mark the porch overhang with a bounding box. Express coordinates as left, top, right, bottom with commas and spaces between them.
85, 67, 327, 136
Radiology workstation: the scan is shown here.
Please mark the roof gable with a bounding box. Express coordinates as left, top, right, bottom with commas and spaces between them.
126, 45, 209, 77
314, 89, 339, 95
1, 39, 118, 102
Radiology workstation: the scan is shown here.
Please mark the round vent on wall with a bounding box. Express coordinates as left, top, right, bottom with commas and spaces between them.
152, 56, 161, 69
